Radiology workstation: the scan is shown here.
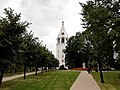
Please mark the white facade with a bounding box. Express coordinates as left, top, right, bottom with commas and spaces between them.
56, 21, 68, 67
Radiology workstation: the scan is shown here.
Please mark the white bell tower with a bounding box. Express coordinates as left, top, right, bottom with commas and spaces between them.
56, 21, 68, 67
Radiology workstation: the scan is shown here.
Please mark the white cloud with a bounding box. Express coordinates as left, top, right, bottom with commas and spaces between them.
0, 0, 88, 56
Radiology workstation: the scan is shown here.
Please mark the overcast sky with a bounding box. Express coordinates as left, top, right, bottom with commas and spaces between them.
0, 0, 87, 56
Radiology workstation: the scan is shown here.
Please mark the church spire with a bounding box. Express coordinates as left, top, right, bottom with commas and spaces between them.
58, 21, 68, 37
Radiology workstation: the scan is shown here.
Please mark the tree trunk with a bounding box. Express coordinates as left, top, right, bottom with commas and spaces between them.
41, 67, 43, 73
110, 43, 114, 70
24, 65, 26, 80
98, 60, 104, 83
0, 70, 4, 87
45, 67, 47, 72
35, 67, 38, 75
98, 46, 104, 83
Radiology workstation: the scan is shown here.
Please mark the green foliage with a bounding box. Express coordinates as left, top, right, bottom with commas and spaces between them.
0, 7, 59, 86
0, 8, 30, 71
79, 0, 120, 69
64, 31, 93, 68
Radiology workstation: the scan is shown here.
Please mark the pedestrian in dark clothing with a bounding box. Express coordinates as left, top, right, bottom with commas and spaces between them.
87, 67, 91, 74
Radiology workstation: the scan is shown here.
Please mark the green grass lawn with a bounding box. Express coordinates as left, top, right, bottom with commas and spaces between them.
92, 71, 120, 90
0, 70, 80, 90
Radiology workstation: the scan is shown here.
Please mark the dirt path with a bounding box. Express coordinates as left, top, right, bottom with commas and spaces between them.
70, 71, 101, 90
2, 71, 41, 82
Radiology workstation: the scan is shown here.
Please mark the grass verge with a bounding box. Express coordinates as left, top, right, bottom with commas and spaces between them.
0, 70, 80, 90
92, 71, 120, 90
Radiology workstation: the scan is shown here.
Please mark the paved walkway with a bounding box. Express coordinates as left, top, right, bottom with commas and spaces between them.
3, 71, 41, 82
70, 71, 101, 90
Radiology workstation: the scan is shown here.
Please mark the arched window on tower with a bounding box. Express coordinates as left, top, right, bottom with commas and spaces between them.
57, 38, 60, 43
62, 54, 64, 58
61, 38, 64, 43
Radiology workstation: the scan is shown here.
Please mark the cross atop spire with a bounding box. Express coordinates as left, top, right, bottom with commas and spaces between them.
62, 21, 64, 26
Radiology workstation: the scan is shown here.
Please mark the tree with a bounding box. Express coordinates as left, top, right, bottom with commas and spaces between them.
64, 32, 92, 68
65, 35, 82, 68
21, 31, 38, 79
80, 0, 120, 83
0, 8, 30, 86
33, 42, 42, 75
80, 0, 110, 83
